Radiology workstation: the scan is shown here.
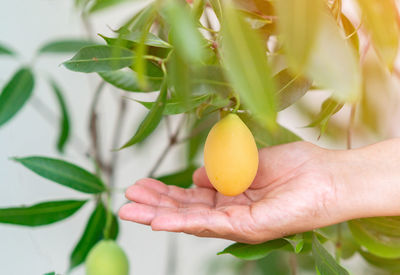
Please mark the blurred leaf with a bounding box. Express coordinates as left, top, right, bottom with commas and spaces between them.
0, 43, 16, 56
63, 45, 134, 73
312, 235, 350, 275
348, 217, 400, 258
274, 69, 312, 110
0, 200, 87, 227
12, 156, 105, 194
221, 2, 277, 131
192, 0, 206, 21
49, 79, 70, 153
356, 0, 399, 69
100, 32, 171, 49
99, 70, 162, 92
0, 67, 34, 127
341, 14, 359, 55
218, 239, 292, 260
109, 213, 119, 240
360, 250, 400, 273
240, 113, 301, 148
256, 251, 291, 275
43, 272, 56, 275
69, 202, 106, 270
306, 13, 361, 103
306, 97, 343, 137
157, 166, 197, 188
168, 52, 192, 110
156, 165, 197, 188
89, 0, 129, 13
119, 79, 167, 149
135, 94, 210, 115
37, 39, 96, 55
119, 3, 156, 33
275, 0, 323, 72
163, 0, 205, 63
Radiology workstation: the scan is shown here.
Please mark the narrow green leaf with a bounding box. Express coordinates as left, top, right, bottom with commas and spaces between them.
135, 94, 210, 115
0, 67, 34, 127
275, 0, 323, 72
217, 239, 292, 260
0, 43, 16, 56
168, 52, 192, 110
312, 235, 349, 275
100, 32, 171, 49
69, 202, 106, 270
360, 250, 400, 273
0, 200, 87, 227
356, 0, 399, 69
63, 45, 134, 73
192, 0, 206, 21
306, 13, 361, 103
240, 113, 301, 148
43, 272, 56, 275
12, 156, 105, 194
348, 217, 400, 258
120, 3, 156, 33
49, 79, 70, 153
162, 0, 205, 63
109, 214, 119, 240
89, 0, 129, 13
221, 2, 277, 130
306, 98, 343, 137
119, 79, 167, 149
99, 70, 162, 92
156, 165, 197, 188
38, 39, 96, 55
274, 69, 312, 110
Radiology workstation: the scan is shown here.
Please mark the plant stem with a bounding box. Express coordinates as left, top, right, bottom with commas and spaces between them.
89, 81, 107, 176
148, 115, 186, 178
289, 254, 298, 275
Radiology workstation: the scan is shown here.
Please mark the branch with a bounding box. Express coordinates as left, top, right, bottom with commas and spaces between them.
89, 81, 107, 175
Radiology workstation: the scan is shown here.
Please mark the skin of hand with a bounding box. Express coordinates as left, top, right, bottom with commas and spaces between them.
119, 140, 400, 244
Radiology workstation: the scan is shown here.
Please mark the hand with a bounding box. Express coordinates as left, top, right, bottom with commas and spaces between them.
119, 141, 355, 243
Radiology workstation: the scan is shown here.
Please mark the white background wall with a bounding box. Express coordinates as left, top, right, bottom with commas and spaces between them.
1, 1, 399, 275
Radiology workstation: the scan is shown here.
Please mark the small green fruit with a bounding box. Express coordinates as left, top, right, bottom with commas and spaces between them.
86, 240, 129, 275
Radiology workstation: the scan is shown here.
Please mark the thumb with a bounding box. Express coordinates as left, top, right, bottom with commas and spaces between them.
193, 167, 214, 189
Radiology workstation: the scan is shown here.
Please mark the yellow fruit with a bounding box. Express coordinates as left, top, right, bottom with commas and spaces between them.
86, 240, 129, 275
204, 113, 258, 196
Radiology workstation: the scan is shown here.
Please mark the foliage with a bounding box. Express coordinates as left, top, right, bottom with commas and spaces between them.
1, 0, 400, 274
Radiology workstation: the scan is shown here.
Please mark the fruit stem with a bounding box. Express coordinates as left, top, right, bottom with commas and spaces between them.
103, 193, 113, 239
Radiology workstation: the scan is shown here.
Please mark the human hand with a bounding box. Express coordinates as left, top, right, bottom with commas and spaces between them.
119, 140, 400, 243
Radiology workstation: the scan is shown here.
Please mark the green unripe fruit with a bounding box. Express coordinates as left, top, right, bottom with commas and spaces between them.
86, 240, 129, 275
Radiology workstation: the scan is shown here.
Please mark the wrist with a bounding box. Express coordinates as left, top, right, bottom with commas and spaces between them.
332, 138, 400, 220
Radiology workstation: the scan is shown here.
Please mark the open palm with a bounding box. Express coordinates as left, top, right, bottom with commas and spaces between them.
119, 142, 343, 243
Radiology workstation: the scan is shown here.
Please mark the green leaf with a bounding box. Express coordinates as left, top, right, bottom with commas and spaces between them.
156, 165, 197, 188
306, 98, 343, 137
63, 45, 134, 73
120, 3, 156, 33
0, 43, 16, 56
135, 94, 210, 115
100, 32, 171, 49
43, 272, 56, 275
312, 235, 350, 275
37, 39, 96, 55
306, 12, 361, 103
348, 217, 400, 258
12, 156, 105, 194
119, 79, 167, 149
109, 214, 119, 240
0, 200, 87, 227
240, 113, 301, 148
360, 250, 400, 273
99, 70, 162, 92
356, 0, 399, 69
218, 239, 292, 260
220, 2, 277, 131
0, 67, 34, 127
69, 201, 106, 270
275, 0, 323, 72
274, 69, 312, 110
49, 79, 70, 153
168, 52, 192, 110
162, 0, 205, 63
209, 0, 222, 21
89, 0, 129, 13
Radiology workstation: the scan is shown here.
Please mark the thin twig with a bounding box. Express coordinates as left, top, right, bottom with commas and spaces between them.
289, 254, 297, 275
147, 115, 186, 178
89, 81, 107, 175
108, 97, 128, 188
